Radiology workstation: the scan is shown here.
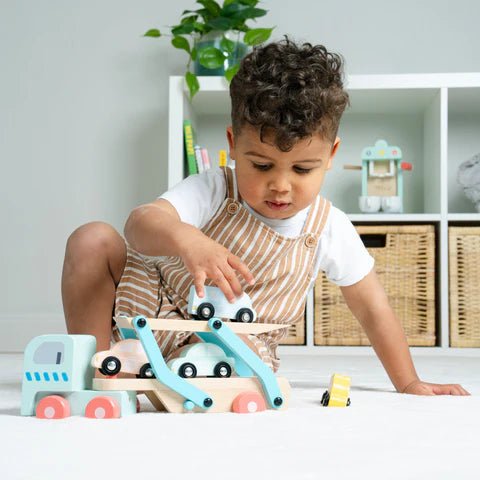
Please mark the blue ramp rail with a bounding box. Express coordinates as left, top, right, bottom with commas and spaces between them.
132, 316, 212, 411
206, 318, 284, 409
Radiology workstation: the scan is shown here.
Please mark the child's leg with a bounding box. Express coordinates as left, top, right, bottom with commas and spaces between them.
61, 222, 126, 352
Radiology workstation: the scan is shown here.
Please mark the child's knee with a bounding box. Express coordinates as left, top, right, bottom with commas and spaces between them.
65, 222, 125, 277
66, 222, 119, 255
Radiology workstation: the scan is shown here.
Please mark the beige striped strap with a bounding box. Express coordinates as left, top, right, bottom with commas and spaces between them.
223, 166, 238, 200
303, 195, 331, 236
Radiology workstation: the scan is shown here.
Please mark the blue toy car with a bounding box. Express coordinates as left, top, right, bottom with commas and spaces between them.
167, 343, 236, 378
187, 285, 257, 322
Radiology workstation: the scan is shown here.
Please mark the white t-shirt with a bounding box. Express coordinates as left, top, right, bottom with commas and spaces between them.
160, 167, 374, 289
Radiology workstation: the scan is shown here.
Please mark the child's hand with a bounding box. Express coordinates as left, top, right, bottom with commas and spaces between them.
402, 379, 470, 396
179, 232, 255, 303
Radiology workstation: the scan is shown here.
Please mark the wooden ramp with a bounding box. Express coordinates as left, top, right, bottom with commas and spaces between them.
93, 377, 291, 413
114, 316, 290, 335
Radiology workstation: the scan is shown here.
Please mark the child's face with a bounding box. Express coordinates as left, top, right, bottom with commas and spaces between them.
227, 124, 340, 219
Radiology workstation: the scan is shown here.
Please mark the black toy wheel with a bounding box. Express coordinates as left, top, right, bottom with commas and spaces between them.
321, 390, 330, 406
138, 363, 155, 379
101, 356, 121, 376
235, 308, 254, 323
179, 362, 197, 378
213, 362, 232, 378
197, 303, 214, 320
347, 398, 351, 406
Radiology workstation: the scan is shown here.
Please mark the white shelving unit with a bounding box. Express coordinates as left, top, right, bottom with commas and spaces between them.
168, 74, 480, 356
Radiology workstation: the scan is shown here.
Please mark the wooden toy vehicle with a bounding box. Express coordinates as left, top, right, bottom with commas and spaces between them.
91, 339, 155, 378
21, 335, 137, 419
188, 285, 256, 322
344, 139, 412, 213
22, 317, 291, 417
96, 315, 291, 414
321, 374, 351, 407
167, 343, 235, 378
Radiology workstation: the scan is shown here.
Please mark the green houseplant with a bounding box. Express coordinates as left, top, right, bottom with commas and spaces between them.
144, 0, 274, 99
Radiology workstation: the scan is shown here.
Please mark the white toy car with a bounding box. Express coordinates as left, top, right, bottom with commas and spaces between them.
167, 343, 235, 378
91, 339, 155, 378
188, 285, 257, 323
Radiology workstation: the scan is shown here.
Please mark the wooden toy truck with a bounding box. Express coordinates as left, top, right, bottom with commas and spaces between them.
21, 317, 291, 417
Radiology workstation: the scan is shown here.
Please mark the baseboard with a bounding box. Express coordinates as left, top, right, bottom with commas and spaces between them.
0, 314, 66, 352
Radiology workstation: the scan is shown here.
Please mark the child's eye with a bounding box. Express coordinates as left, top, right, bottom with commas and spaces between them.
252, 163, 272, 171
294, 166, 312, 174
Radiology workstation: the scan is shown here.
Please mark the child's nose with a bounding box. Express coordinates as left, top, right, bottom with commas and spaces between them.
268, 175, 291, 193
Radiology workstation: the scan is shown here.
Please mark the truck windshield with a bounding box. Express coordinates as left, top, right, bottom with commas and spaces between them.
33, 342, 64, 365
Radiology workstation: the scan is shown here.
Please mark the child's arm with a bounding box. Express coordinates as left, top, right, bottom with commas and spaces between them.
340, 270, 470, 396
124, 199, 255, 303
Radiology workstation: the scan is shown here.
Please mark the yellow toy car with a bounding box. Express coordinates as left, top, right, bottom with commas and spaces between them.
321, 374, 351, 407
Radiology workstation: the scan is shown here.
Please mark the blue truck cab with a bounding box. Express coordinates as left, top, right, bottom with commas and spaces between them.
21, 334, 136, 418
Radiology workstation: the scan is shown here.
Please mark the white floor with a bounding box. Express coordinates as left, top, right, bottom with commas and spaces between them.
1, 353, 479, 480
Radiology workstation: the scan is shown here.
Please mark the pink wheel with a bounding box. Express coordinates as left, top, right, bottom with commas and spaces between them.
36, 395, 70, 419
85, 396, 120, 419
232, 391, 266, 414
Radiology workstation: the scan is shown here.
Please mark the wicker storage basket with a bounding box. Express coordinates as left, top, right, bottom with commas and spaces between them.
280, 317, 305, 345
449, 227, 480, 347
314, 225, 436, 346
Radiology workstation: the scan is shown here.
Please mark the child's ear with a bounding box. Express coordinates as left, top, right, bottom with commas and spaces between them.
326, 137, 341, 170
226, 126, 236, 159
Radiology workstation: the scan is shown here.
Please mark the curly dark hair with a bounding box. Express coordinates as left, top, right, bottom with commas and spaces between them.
230, 36, 350, 151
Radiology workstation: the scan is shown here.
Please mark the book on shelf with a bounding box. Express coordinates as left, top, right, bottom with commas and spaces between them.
183, 120, 198, 175
200, 147, 211, 170
218, 149, 227, 167
194, 145, 204, 173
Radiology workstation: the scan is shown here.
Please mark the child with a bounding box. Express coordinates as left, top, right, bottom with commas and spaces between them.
62, 37, 468, 395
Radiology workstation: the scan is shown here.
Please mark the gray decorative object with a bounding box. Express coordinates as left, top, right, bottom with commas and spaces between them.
457, 153, 480, 212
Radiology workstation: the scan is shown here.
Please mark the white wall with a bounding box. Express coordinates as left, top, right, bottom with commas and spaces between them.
1, 0, 479, 351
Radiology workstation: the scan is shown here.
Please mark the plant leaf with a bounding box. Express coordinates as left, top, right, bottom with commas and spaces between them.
220, 35, 236, 54
222, 4, 266, 20
144, 29, 161, 38
198, 46, 226, 69
180, 15, 198, 25
171, 36, 191, 53
245, 7, 267, 18
238, 0, 259, 6
225, 64, 240, 82
222, 3, 250, 17
206, 16, 234, 31
191, 46, 198, 61
197, 0, 222, 16
171, 23, 196, 35
244, 27, 274, 46
185, 71, 200, 100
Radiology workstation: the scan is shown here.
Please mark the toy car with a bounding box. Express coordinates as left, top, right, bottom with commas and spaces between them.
167, 342, 235, 378
321, 373, 351, 407
91, 339, 155, 378
188, 285, 257, 322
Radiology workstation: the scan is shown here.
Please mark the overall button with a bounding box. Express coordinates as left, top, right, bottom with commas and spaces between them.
305, 234, 316, 248
227, 202, 240, 215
